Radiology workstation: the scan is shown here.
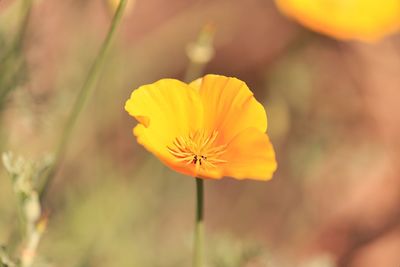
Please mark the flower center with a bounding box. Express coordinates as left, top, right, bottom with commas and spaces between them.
167, 130, 227, 172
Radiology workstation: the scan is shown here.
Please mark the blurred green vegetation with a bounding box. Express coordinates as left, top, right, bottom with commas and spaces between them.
0, 0, 30, 110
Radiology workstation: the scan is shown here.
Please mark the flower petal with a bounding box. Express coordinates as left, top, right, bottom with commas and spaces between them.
275, 0, 400, 41
190, 74, 267, 145
169, 161, 224, 180
221, 128, 277, 180
125, 79, 203, 164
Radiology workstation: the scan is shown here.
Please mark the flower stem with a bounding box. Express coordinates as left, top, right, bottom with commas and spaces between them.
0, 0, 32, 110
193, 178, 204, 267
38, 0, 127, 201
186, 24, 214, 267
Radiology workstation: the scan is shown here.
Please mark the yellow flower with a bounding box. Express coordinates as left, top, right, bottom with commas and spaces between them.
106, 0, 135, 15
275, 0, 400, 41
125, 74, 277, 180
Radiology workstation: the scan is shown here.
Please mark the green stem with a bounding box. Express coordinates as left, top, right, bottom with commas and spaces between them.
14, 0, 33, 50
39, 0, 127, 200
193, 178, 204, 267
186, 25, 214, 267
0, 0, 32, 109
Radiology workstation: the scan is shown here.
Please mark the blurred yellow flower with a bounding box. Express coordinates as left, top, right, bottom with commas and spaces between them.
106, 0, 135, 15
275, 0, 400, 41
125, 74, 277, 180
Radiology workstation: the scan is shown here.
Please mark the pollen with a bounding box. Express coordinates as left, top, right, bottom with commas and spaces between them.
167, 130, 227, 172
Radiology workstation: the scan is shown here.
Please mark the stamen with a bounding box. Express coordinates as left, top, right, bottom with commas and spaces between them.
167, 130, 227, 171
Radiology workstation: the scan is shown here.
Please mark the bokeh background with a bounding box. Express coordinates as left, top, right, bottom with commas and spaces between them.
1, 0, 400, 266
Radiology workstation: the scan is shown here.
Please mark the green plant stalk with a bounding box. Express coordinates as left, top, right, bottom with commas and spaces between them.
184, 24, 215, 267
39, 0, 127, 200
0, 0, 32, 109
14, 0, 33, 50
193, 178, 204, 267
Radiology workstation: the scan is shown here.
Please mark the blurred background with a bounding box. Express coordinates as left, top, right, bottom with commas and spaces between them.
1, 0, 400, 266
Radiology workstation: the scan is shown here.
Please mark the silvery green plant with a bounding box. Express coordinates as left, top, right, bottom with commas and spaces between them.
2, 152, 53, 267
1, 246, 16, 267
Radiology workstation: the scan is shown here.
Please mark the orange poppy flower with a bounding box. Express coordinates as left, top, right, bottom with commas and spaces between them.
275, 0, 400, 41
125, 74, 277, 180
